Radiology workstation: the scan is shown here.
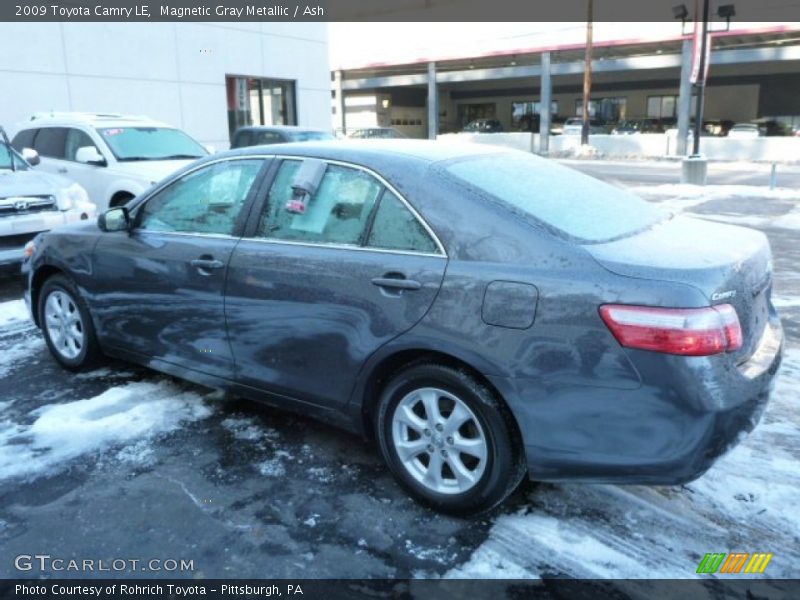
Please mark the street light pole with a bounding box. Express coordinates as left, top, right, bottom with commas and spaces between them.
691, 0, 711, 155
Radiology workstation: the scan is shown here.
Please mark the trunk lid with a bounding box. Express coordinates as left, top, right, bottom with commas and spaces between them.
585, 214, 773, 361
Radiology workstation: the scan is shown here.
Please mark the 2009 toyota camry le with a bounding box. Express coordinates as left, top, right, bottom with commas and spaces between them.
22, 141, 783, 514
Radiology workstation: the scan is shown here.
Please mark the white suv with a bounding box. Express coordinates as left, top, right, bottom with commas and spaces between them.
11, 113, 208, 210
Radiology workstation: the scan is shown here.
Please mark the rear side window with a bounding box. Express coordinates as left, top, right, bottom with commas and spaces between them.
259, 160, 381, 246
440, 153, 666, 243
367, 191, 439, 254
11, 129, 36, 151
289, 131, 333, 142
33, 127, 67, 159
254, 131, 284, 145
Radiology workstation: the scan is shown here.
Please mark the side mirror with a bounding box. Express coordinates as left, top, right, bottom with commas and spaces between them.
98, 206, 130, 232
21, 147, 40, 166
75, 146, 106, 166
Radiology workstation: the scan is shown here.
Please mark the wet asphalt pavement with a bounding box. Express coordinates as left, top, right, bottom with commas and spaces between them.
0, 160, 798, 581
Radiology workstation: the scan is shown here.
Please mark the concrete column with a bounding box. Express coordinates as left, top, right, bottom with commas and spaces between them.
427, 62, 438, 140
539, 51, 552, 155
676, 39, 692, 156
334, 70, 346, 136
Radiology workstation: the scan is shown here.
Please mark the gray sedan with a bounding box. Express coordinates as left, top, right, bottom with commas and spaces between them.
22, 141, 783, 514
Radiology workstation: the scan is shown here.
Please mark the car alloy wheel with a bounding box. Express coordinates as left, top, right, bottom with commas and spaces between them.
391, 386, 488, 495
376, 363, 524, 514
44, 289, 85, 360
38, 274, 102, 371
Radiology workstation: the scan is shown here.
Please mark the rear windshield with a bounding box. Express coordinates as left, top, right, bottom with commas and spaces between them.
288, 131, 334, 142
439, 153, 667, 243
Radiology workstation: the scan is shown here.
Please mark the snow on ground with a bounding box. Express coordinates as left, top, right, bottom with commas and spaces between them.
448, 347, 800, 579
635, 184, 800, 201
0, 298, 30, 329
0, 380, 213, 482
0, 335, 43, 379
0, 299, 42, 379
772, 295, 800, 309
633, 184, 800, 231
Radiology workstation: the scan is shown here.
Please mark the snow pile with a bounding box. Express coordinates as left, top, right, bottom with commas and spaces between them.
567, 144, 603, 158
0, 299, 31, 329
0, 380, 213, 481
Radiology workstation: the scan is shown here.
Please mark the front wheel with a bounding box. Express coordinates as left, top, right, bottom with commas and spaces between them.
376, 363, 524, 515
39, 274, 102, 370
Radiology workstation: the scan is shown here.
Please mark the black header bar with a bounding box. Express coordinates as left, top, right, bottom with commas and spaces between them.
3, 0, 799, 22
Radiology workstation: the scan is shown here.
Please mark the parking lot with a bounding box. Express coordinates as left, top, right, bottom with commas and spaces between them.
0, 159, 798, 581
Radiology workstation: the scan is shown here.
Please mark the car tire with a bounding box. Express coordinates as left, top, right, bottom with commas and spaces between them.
376, 362, 525, 515
38, 274, 102, 371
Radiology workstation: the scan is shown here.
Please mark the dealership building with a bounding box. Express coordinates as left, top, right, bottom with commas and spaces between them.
0, 22, 331, 148
331, 23, 800, 155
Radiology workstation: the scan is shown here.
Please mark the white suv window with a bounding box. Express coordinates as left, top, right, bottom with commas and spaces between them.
65, 129, 99, 162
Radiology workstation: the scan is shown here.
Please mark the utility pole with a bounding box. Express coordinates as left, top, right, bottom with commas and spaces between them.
581, 0, 594, 145
692, 0, 711, 155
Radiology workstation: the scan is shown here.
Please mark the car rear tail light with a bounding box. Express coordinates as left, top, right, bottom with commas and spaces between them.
599, 303, 743, 356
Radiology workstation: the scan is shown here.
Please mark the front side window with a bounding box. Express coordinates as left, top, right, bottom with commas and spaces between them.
258, 160, 382, 246
65, 129, 99, 161
137, 159, 263, 235
98, 127, 206, 161
0, 145, 29, 171
367, 191, 439, 254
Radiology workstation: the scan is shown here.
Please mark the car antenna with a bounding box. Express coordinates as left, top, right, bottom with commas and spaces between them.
0, 126, 16, 172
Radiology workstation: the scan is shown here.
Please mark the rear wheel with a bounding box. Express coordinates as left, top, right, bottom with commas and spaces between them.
376, 363, 524, 515
39, 274, 102, 370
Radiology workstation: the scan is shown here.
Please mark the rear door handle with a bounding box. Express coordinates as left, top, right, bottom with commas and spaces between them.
371, 277, 422, 291
191, 258, 224, 270
57, 167, 68, 174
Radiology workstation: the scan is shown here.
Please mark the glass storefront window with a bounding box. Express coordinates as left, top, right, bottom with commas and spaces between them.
226, 76, 297, 140
511, 101, 559, 131
575, 97, 626, 121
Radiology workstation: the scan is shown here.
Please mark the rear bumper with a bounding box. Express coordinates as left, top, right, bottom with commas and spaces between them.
490, 317, 783, 484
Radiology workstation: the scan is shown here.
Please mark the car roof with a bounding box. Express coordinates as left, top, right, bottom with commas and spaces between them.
22, 112, 174, 129
236, 125, 329, 133
217, 139, 509, 166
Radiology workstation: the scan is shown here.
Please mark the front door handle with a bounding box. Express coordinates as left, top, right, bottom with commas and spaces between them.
57, 167, 68, 174
371, 276, 422, 291
190, 258, 224, 271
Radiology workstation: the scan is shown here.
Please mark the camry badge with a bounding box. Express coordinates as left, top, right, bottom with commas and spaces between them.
711, 290, 736, 301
